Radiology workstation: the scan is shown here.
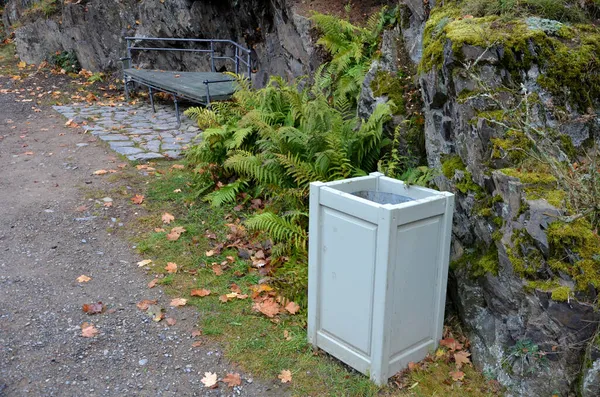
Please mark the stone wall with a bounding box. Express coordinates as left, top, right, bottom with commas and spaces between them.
3, 0, 318, 87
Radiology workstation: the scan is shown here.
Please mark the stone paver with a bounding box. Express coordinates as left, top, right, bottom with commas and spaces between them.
53, 103, 202, 160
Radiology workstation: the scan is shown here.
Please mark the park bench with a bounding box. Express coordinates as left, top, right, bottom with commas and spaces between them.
120, 37, 252, 128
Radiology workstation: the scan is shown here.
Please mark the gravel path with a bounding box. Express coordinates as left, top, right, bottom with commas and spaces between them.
0, 82, 284, 396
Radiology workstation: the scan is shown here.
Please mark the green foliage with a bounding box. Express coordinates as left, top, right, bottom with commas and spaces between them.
23, 0, 59, 19
88, 72, 104, 83
49, 50, 80, 73
311, 6, 397, 105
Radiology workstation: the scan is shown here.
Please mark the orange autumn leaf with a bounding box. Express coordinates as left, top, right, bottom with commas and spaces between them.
162, 212, 175, 224
166, 226, 186, 241
212, 263, 223, 276
82, 302, 104, 315
76, 274, 91, 283
450, 370, 465, 381
81, 323, 98, 338
148, 278, 159, 288
440, 338, 463, 351
284, 301, 300, 315
454, 351, 471, 369
219, 294, 229, 303
222, 373, 242, 387
170, 298, 187, 307
192, 341, 203, 347
93, 169, 108, 175
165, 262, 178, 273
136, 299, 158, 311
278, 369, 292, 383
191, 289, 211, 297
253, 298, 280, 318
171, 164, 185, 170
131, 194, 144, 204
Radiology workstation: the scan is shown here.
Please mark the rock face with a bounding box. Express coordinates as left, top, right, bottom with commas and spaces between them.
411, 2, 600, 395
3, 0, 318, 87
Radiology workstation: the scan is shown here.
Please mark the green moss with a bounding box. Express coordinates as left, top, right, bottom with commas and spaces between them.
551, 286, 572, 301
525, 187, 566, 207
492, 230, 503, 241
547, 219, 600, 291
451, 245, 499, 277
442, 154, 466, 178
370, 71, 405, 115
492, 194, 504, 204
493, 216, 504, 227
419, 2, 600, 111
509, 229, 544, 276
500, 168, 557, 184
491, 130, 533, 164
559, 135, 577, 159
478, 207, 493, 217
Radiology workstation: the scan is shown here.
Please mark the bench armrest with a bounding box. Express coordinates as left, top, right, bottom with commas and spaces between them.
119, 57, 132, 69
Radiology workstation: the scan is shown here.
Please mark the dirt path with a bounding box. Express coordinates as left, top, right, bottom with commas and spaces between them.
0, 78, 282, 396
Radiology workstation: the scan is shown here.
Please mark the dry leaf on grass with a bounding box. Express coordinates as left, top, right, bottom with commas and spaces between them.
212, 263, 223, 276
162, 212, 175, 224
171, 164, 185, 170
454, 351, 471, 369
136, 299, 158, 311
278, 369, 292, 383
191, 289, 211, 297
131, 194, 144, 204
170, 298, 187, 307
165, 262, 178, 273
81, 323, 98, 338
450, 370, 465, 381
76, 274, 91, 283
222, 373, 241, 387
82, 302, 104, 315
166, 226, 186, 241
284, 301, 300, 315
219, 295, 229, 303
201, 372, 218, 388
440, 338, 463, 351
137, 259, 153, 267
253, 298, 280, 318
283, 330, 292, 341
205, 250, 215, 257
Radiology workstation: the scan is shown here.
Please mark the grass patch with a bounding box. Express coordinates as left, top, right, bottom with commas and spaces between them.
123, 164, 501, 396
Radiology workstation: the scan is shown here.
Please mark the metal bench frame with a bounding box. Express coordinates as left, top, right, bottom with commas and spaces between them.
119, 37, 251, 127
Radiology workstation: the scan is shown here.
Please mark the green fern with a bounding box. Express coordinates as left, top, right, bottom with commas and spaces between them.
245, 211, 308, 252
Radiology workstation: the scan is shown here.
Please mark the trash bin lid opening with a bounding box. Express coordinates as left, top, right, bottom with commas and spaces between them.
352, 190, 414, 205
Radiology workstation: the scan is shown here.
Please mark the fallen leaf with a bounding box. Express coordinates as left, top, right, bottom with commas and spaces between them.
166, 317, 177, 326
17, 60, 26, 69
222, 373, 241, 387
450, 370, 465, 381
284, 301, 300, 315
103, 202, 113, 208
82, 302, 105, 315
154, 228, 165, 232
173, 189, 182, 193
136, 299, 158, 311
148, 278, 159, 288
408, 361, 419, 371
255, 250, 265, 259
205, 250, 215, 257
230, 284, 242, 294
440, 338, 463, 351
454, 351, 471, 369
23, 151, 34, 155
278, 369, 292, 383
166, 226, 186, 241
170, 298, 187, 307
219, 294, 229, 303
137, 259, 153, 267
191, 289, 211, 297
192, 341, 203, 347
131, 194, 144, 204
165, 262, 178, 274
76, 274, 91, 283
171, 164, 185, 170
162, 212, 175, 224
192, 329, 202, 337
201, 372, 218, 388
253, 298, 280, 318
93, 169, 108, 175
212, 263, 223, 276
81, 323, 98, 338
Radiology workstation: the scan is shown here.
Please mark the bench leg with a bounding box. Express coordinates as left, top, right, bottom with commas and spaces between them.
173, 95, 181, 130
149, 87, 156, 113
124, 79, 129, 101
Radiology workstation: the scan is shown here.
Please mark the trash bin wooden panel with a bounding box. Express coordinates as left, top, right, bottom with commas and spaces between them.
308, 172, 454, 385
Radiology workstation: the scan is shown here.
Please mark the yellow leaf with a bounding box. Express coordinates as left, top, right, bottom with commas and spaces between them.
93, 169, 108, 175
137, 259, 153, 267
170, 298, 187, 307
76, 275, 91, 283
278, 369, 292, 383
